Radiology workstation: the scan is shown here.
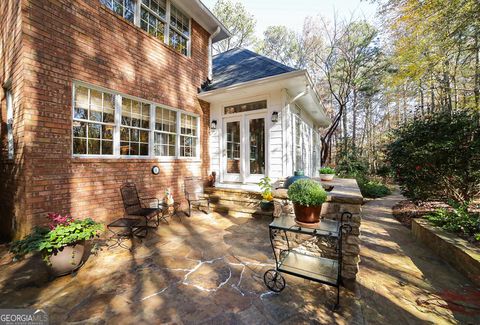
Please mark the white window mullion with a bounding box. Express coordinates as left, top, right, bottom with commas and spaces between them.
134, 0, 141, 26
114, 94, 122, 156
176, 111, 181, 158
187, 18, 191, 56
6, 89, 14, 160
149, 104, 155, 157
196, 115, 200, 159
165, 0, 171, 45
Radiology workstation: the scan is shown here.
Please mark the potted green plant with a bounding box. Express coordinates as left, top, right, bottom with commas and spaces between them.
9, 213, 104, 277
319, 167, 336, 181
259, 176, 274, 211
287, 179, 327, 225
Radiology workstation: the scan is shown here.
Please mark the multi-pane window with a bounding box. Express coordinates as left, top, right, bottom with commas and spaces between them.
140, 0, 167, 41
224, 100, 267, 115
169, 5, 190, 55
73, 86, 115, 155
100, 0, 134, 22
73, 84, 199, 158
295, 116, 304, 171
100, 0, 191, 56
5, 89, 13, 159
154, 107, 177, 157
120, 98, 150, 156
180, 114, 197, 157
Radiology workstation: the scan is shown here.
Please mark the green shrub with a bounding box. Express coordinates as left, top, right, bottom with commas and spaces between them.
358, 179, 392, 198
287, 179, 327, 207
336, 151, 369, 179
426, 202, 480, 242
386, 110, 480, 204
319, 167, 336, 174
10, 217, 104, 263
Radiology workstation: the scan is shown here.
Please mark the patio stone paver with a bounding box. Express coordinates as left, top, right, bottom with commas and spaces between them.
358, 191, 480, 324
0, 212, 361, 324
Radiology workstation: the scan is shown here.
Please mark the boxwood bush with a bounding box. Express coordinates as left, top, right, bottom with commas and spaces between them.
386, 110, 480, 204
287, 179, 327, 206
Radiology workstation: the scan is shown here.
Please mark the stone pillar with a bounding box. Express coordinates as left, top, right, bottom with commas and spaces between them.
272, 178, 363, 286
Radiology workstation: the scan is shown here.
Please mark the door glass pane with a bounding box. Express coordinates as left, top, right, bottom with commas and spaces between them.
249, 118, 265, 175
226, 121, 240, 174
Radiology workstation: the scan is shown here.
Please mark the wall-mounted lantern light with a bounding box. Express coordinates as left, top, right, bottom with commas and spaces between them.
271, 111, 279, 123
211, 120, 217, 130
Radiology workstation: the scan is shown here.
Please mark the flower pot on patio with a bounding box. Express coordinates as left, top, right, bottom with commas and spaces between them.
260, 200, 274, 212
319, 167, 336, 182
293, 204, 322, 224
48, 241, 86, 277
287, 179, 327, 226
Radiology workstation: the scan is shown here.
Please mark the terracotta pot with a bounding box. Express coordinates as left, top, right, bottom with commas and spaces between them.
293, 204, 322, 224
320, 174, 335, 181
47, 241, 86, 277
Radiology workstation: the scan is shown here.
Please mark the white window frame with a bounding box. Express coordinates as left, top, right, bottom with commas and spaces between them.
72, 81, 200, 161
178, 113, 200, 159
101, 0, 192, 57
153, 105, 178, 159
6, 88, 14, 160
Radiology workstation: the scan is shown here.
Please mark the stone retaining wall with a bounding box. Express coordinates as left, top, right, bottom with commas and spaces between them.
412, 219, 480, 286
272, 178, 363, 284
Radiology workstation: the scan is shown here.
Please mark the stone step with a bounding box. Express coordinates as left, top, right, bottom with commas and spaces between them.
198, 202, 273, 218
205, 187, 263, 200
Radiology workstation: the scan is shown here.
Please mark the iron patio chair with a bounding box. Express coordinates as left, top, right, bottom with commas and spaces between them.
184, 177, 210, 217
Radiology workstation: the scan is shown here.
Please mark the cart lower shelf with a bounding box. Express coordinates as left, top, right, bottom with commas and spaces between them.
278, 251, 338, 285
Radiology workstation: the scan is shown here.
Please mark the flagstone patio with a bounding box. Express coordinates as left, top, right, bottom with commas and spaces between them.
0, 212, 361, 324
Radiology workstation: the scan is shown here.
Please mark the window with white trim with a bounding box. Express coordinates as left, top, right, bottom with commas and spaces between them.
100, 0, 191, 56
5, 88, 14, 159
73, 86, 115, 156
120, 98, 150, 156
154, 106, 177, 157
180, 113, 197, 157
100, 0, 135, 22
295, 115, 304, 171
72, 84, 199, 159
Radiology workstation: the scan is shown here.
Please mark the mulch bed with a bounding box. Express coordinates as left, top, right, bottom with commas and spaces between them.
392, 200, 450, 229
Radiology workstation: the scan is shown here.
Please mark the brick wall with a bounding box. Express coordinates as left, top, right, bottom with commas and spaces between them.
0, 0, 27, 242
4, 0, 213, 239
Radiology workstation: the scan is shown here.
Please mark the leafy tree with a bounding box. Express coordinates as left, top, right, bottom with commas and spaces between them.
212, 0, 256, 54
255, 26, 301, 68
386, 110, 480, 204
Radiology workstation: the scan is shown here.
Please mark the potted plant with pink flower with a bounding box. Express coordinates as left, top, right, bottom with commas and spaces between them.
10, 213, 103, 277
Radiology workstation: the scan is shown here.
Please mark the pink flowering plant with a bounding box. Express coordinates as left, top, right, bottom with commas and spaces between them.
10, 214, 103, 263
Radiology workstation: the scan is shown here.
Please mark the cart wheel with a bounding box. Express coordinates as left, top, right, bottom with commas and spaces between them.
264, 269, 286, 292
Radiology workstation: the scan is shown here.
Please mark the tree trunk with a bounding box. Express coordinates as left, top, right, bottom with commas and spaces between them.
352, 88, 358, 151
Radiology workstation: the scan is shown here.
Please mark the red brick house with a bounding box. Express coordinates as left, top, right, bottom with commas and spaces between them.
0, 0, 229, 240
0, 0, 329, 241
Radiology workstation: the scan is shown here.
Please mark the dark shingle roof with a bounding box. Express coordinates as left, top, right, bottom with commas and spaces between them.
202, 48, 297, 91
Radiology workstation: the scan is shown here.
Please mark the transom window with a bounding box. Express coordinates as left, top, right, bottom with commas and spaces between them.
100, 0, 191, 56
72, 84, 199, 159
224, 100, 267, 115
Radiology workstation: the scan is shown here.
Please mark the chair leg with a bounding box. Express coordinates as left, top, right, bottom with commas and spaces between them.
207, 200, 210, 214
188, 201, 192, 217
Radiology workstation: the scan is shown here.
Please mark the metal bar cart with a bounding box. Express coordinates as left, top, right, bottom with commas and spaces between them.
264, 212, 352, 309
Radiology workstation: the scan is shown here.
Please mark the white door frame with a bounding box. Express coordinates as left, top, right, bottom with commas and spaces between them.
221, 110, 268, 183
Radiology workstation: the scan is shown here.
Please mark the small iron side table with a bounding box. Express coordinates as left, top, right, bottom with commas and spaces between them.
107, 218, 146, 250
264, 212, 352, 309
159, 202, 182, 222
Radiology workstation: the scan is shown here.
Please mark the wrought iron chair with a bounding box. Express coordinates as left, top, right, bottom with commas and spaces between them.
120, 183, 167, 233
184, 177, 210, 217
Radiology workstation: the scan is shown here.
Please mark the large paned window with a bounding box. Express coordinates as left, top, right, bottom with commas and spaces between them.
140, 0, 167, 41
101, 0, 191, 56
120, 98, 150, 156
180, 114, 197, 157
73, 86, 115, 156
100, 0, 134, 22
154, 107, 177, 156
169, 4, 190, 55
5, 88, 14, 159
72, 84, 199, 159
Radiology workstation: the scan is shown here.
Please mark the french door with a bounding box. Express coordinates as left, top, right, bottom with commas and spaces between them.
222, 113, 266, 183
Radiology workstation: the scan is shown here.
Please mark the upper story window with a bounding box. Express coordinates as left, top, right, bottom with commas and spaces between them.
72, 83, 200, 159
100, 0, 134, 22
100, 0, 191, 56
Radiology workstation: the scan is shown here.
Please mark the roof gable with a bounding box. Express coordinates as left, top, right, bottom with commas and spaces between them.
203, 48, 297, 91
